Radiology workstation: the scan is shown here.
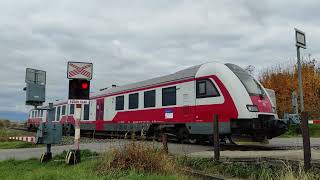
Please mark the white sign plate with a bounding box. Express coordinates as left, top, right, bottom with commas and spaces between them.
295, 28, 306, 49
68, 99, 90, 104
67, 61, 93, 80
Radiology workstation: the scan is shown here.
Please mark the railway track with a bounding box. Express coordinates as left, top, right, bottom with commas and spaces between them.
11, 127, 295, 151
9, 127, 32, 132
11, 127, 320, 151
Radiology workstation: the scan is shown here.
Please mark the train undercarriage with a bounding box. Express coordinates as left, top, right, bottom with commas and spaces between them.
49, 117, 288, 145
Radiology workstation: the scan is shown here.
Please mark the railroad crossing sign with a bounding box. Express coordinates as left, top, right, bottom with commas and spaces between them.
67, 62, 93, 80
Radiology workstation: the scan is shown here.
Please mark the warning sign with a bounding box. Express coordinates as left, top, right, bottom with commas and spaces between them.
67, 62, 93, 80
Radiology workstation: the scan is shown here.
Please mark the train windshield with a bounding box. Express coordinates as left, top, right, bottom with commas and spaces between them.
225, 63, 265, 96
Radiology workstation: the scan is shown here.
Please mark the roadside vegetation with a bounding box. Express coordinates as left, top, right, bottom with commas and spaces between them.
178, 156, 320, 180
0, 119, 36, 149
1, 142, 319, 180
0, 148, 192, 180
281, 124, 320, 138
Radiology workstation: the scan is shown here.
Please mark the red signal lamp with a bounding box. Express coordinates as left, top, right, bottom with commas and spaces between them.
81, 82, 89, 89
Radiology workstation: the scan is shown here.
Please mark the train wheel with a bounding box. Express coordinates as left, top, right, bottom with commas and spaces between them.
227, 135, 236, 145
177, 127, 196, 143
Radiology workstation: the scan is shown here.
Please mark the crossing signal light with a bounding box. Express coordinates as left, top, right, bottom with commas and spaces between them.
68, 79, 90, 100
81, 82, 89, 90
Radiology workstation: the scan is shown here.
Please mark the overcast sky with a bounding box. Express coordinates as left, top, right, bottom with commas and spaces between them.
0, 0, 320, 115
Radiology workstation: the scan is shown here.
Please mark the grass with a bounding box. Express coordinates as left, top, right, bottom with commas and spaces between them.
0, 127, 37, 149
281, 124, 320, 138
2, 143, 319, 180
177, 156, 320, 180
0, 141, 37, 149
0, 128, 33, 140
0, 149, 192, 180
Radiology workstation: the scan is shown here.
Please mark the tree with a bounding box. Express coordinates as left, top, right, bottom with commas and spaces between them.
259, 60, 320, 118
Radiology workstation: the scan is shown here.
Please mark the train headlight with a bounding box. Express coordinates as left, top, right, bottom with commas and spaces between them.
272, 107, 276, 113
247, 105, 258, 112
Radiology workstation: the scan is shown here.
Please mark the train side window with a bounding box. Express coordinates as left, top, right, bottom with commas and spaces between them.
70, 104, 75, 115
144, 90, 156, 108
129, 93, 139, 109
62, 105, 66, 115
32, 111, 34, 118
162, 86, 176, 106
83, 104, 90, 120
35, 111, 38, 117
57, 106, 61, 121
53, 107, 56, 121
115, 95, 124, 110
196, 79, 220, 98
40, 110, 43, 117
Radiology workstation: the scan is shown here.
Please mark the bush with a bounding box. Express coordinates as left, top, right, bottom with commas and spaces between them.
0, 121, 4, 128
97, 142, 176, 174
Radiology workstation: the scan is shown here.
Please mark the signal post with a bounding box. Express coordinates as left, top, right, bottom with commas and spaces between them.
24, 68, 63, 163
295, 28, 311, 170
66, 62, 93, 165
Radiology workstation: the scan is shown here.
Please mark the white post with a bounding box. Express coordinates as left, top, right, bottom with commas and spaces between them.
74, 104, 81, 150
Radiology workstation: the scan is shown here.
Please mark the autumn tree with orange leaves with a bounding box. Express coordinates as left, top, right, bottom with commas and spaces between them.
259, 60, 320, 118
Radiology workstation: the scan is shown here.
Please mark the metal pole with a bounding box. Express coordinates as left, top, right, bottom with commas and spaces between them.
46, 144, 51, 154
46, 103, 54, 155
297, 46, 304, 112
301, 112, 311, 170
213, 114, 220, 162
162, 133, 168, 154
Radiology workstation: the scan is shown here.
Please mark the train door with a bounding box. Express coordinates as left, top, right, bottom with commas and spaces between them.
195, 78, 224, 121
180, 82, 196, 121
96, 98, 104, 131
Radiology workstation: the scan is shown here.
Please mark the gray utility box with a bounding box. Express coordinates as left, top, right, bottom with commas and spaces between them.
26, 83, 45, 106
36, 122, 62, 144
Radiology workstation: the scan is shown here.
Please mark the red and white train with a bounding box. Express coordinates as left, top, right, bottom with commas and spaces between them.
26, 62, 287, 142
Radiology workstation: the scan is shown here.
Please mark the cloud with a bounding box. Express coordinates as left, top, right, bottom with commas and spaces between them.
0, 0, 319, 114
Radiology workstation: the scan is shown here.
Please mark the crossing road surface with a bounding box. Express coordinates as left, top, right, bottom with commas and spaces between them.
269, 138, 320, 147
0, 138, 320, 161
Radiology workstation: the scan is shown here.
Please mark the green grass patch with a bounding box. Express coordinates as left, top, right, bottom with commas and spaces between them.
0, 128, 34, 141
281, 124, 320, 138
0, 149, 192, 180
0, 141, 37, 149
177, 156, 320, 180
0, 128, 37, 149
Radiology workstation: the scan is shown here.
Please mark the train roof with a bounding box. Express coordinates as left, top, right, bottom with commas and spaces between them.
34, 61, 224, 108
91, 64, 202, 98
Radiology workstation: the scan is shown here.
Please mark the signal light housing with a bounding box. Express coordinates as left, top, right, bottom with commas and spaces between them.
68, 79, 90, 100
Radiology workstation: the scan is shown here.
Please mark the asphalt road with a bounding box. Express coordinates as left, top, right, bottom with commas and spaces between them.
269, 137, 320, 148
0, 138, 320, 161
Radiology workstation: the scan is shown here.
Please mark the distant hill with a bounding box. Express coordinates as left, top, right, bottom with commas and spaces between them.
0, 111, 28, 122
